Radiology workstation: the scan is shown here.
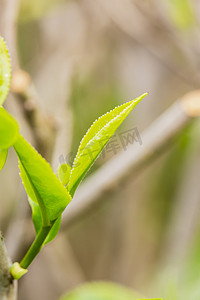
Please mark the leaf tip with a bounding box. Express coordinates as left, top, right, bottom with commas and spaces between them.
134, 92, 148, 102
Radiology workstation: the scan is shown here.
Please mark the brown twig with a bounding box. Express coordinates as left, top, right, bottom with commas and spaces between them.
96, 0, 200, 88
0, 0, 57, 158
0, 0, 20, 71
11, 71, 57, 159
0, 233, 17, 300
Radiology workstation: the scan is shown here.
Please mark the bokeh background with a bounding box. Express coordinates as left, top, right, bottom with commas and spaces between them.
1, 0, 200, 299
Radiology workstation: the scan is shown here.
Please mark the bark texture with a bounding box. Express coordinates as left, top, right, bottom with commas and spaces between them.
0, 232, 17, 300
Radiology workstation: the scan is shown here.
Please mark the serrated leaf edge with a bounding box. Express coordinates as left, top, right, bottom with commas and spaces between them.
0, 36, 12, 105
68, 93, 147, 191
72, 94, 146, 168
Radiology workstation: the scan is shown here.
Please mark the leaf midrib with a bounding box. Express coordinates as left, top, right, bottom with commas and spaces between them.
68, 100, 135, 192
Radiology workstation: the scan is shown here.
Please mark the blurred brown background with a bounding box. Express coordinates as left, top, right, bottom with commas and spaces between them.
1, 0, 200, 299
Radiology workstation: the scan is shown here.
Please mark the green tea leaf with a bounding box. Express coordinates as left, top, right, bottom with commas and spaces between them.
44, 217, 61, 245
28, 198, 61, 245
67, 93, 147, 196
59, 281, 162, 300
0, 36, 11, 106
0, 107, 19, 149
14, 135, 71, 226
57, 163, 71, 186
0, 148, 8, 170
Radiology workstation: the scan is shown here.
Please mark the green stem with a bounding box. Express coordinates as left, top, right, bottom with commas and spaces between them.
20, 226, 51, 269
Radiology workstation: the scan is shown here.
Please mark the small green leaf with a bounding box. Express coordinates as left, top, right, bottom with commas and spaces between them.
59, 281, 162, 300
0, 36, 11, 106
0, 148, 8, 170
28, 198, 42, 233
14, 134, 71, 226
44, 216, 61, 244
0, 107, 19, 149
28, 198, 61, 245
57, 163, 71, 186
67, 93, 147, 196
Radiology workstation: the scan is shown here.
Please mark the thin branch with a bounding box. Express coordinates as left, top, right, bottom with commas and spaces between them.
11, 72, 57, 159
0, 232, 17, 300
62, 90, 200, 229
96, 0, 199, 88
0, 0, 57, 158
133, 0, 200, 73
0, 0, 20, 71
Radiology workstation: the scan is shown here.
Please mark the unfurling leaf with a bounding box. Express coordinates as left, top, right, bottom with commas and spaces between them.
14, 135, 71, 226
0, 148, 8, 170
28, 198, 61, 245
0, 36, 11, 106
67, 93, 147, 196
0, 107, 19, 149
57, 163, 71, 186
